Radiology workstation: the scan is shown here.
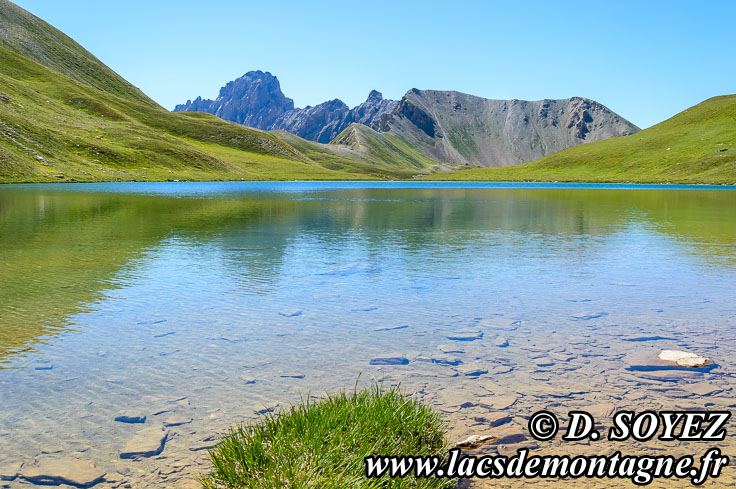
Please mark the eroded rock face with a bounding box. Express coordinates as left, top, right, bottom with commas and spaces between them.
371, 90, 640, 167
21, 457, 105, 488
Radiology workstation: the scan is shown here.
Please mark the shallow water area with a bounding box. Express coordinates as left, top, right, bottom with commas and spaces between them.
1, 181, 736, 488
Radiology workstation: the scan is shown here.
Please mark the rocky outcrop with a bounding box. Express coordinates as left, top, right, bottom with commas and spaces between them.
174, 71, 294, 128
344, 90, 398, 128
272, 99, 349, 143
175, 73, 397, 143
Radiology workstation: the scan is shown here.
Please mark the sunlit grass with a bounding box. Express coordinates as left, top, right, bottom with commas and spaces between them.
201, 384, 455, 489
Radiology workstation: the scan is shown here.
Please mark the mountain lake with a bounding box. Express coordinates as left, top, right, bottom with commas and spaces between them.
1, 181, 736, 488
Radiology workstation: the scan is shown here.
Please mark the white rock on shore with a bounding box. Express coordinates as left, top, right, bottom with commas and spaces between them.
454, 434, 496, 449
658, 350, 713, 368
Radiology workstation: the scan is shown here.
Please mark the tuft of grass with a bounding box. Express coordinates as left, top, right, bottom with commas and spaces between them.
201, 385, 455, 489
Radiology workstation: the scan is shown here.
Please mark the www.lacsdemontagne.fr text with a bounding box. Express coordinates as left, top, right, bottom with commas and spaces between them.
365, 447, 729, 485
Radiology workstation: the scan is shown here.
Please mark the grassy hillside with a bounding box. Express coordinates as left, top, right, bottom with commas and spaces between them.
325, 123, 456, 173
0, 44, 366, 182
272, 128, 435, 179
429, 95, 736, 185
0, 1, 429, 182
0, 0, 155, 107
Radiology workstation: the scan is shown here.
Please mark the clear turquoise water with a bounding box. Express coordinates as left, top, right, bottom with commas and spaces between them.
1, 182, 735, 487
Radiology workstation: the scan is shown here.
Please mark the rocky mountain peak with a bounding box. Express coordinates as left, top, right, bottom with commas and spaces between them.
174, 71, 294, 129
175, 75, 398, 143
366, 90, 383, 101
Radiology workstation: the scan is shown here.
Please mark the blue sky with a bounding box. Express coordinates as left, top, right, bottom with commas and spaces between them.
14, 0, 736, 128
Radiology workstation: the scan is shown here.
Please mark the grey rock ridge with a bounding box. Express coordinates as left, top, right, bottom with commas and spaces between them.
175, 71, 639, 166
175, 71, 398, 143
361, 89, 640, 167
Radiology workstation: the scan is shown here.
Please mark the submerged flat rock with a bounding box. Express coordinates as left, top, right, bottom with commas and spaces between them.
569, 312, 608, 321
163, 415, 192, 427
455, 363, 488, 376
490, 431, 527, 446
0, 461, 21, 481
374, 324, 409, 332
586, 402, 616, 418
120, 427, 168, 459
369, 356, 409, 366
496, 440, 539, 457
190, 436, 219, 452
446, 330, 483, 341
33, 361, 53, 370
114, 412, 146, 424
490, 395, 517, 410
438, 344, 465, 354
471, 412, 512, 427
683, 382, 724, 396
429, 354, 463, 366
21, 457, 105, 487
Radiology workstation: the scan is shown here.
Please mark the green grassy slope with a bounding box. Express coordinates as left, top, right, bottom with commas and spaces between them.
273, 129, 428, 179
0, 0, 155, 107
429, 95, 736, 184
327, 123, 462, 173
0, 0, 422, 182
0, 45, 367, 182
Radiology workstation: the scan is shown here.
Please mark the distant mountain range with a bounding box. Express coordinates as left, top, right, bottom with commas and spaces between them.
175, 71, 639, 167
175, 72, 398, 144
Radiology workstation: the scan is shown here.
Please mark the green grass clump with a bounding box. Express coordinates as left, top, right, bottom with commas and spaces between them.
201, 385, 454, 489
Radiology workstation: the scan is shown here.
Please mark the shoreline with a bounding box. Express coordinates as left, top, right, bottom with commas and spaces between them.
2, 179, 736, 189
